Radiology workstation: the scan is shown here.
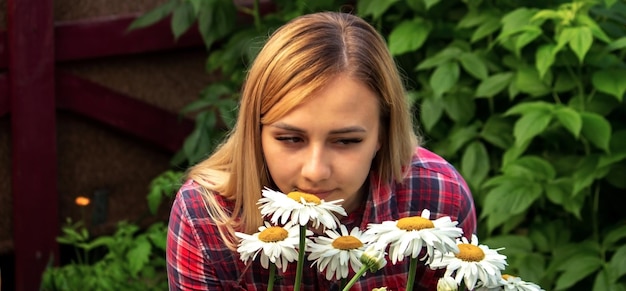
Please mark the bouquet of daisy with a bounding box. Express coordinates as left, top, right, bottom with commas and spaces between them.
235, 188, 544, 291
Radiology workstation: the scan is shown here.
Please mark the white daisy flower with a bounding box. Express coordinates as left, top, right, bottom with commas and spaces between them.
235, 221, 308, 272
307, 225, 372, 280
429, 234, 508, 290
258, 188, 347, 229
365, 209, 463, 264
475, 274, 544, 291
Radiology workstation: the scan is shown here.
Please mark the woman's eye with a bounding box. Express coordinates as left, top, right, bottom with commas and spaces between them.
275, 136, 303, 143
336, 138, 362, 145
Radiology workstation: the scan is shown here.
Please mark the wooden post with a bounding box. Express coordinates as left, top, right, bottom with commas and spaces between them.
7, 0, 59, 290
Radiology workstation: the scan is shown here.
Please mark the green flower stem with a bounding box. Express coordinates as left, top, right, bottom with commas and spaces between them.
406, 257, 417, 291
268, 263, 276, 291
294, 225, 306, 291
342, 265, 368, 291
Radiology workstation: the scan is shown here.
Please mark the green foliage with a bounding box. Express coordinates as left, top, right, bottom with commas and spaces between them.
41, 171, 179, 290
41, 219, 168, 291
109, 0, 626, 290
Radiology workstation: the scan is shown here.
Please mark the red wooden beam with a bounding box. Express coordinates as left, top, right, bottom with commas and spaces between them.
0, 75, 8, 117
0, 15, 204, 69
54, 15, 204, 63
7, 0, 59, 290
56, 71, 194, 153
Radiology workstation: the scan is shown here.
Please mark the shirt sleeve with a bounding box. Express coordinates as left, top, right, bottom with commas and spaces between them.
166, 184, 222, 290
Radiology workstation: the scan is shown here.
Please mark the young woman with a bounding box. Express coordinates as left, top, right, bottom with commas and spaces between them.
167, 11, 476, 290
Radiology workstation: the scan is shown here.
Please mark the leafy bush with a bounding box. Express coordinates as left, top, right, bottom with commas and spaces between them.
40, 171, 181, 291
45, 0, 626, 290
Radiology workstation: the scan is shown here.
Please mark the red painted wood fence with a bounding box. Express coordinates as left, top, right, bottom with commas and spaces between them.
1, 2, 199, 290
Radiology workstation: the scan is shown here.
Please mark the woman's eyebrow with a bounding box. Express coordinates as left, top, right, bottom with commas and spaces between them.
270, 122, 366, 134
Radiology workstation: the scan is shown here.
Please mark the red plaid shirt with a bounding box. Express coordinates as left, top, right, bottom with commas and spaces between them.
167, 147, 476, 290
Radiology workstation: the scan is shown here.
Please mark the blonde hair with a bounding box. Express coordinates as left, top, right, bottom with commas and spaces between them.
187, 11, 418, 249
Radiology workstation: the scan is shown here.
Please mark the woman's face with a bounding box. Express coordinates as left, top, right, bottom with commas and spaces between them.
261, 74, 381, 214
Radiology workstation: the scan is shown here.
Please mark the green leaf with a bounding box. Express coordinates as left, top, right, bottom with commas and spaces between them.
575, 14, 612, 44
536, 44, 556, 79
555, 255, 603, 290
480, 115, 514, 149
529, 220, 572, 253
127, 237, 152, 276
146, 185, 163, 215
482, 178, 542, 217
608, 245, 626, 279
515, 67, 551, 97
423, 0, 441, 10
606, 36, 626, 51
357, 0, 400, 19
573, 154, 600, 195
593, 268, 626, 291
545, 178, 582, 217
171, 2, 196, 40
458, 52, 488, 80
443, 92, 475, 123
434, 123, 480, 158
606, 164, 626, 189
461, 141, 490, 188
457, 9, 491, 28
592, 69, 626, 102
416, 47, 463, 70
500, 8, 537, 39
512, 108, 553, 147
389, 18, 431, 55
471, 17, 500, 43
554, 106, 582, 138
127, 1, 176, 31
581, 112, 612, 152
430, 61, 460, 97
501, 141, 530, 168
475, 72, 514, 98
503, 155, 556, 181
603, 225, 626, 250
198, 0, 236, 48
420, 97, 444, 132
567, 26, 593, 63
482, 235, 533, 254
515, 253, 546, 283
554, 72, 577, 92
514, 26, 542, 57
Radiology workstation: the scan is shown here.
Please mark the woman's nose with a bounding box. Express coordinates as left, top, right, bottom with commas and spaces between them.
301, 145, 331, 182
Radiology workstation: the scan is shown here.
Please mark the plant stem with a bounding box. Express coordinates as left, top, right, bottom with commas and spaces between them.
294, 225, 306, 291
268, 263, 276, 291
406, 257, 418, 291
342, 265, 368, 291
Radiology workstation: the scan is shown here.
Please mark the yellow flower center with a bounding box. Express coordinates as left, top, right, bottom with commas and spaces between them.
502, 274, 515, 280
258, 226, 288, 242
455, 243, 485, 262
396, 216, 434, 231
287, 191, 321, 204
332, 236, 363, 250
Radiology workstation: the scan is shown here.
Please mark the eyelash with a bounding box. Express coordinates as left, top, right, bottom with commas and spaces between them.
275, 137, 363, 145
